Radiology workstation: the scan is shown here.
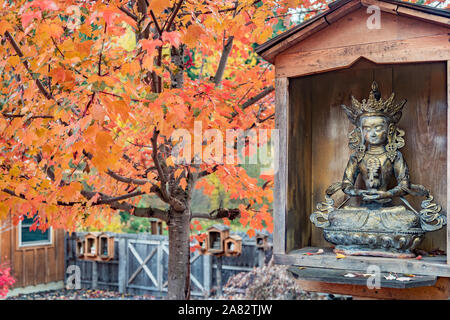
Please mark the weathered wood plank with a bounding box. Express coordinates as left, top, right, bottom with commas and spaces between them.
294, 277, 450, 300
448, 59, 450, 266
325, 0, 362, 24
274, 77, 289, 255
392, 62, 447, 251
287, 266, 437, 288
288, 76, 312, 250
118, 237, 126, 293
396, 6, 450, 26
203, 254, 212, 295
91, 261, 98, 289
361, 0, 398, 15
275, 247, 450, 277
276, 34, 449, 78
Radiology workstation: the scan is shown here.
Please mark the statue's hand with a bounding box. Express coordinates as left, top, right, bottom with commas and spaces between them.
361, 190, 392, 201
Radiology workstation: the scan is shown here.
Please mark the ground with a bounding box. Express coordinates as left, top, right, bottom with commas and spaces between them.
7, 262, 350, 300
6, 289, 156, 300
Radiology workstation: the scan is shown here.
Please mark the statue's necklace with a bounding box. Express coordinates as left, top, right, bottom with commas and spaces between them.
366, 147, 386, 155
365, 149, 385, 188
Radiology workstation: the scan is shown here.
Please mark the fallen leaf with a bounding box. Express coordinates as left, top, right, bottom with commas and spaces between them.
303, 249, 324, 256
403, 274, 416, 278
344, 273, 356, 278
396, 277, 412, 282
335, 253, 346, 259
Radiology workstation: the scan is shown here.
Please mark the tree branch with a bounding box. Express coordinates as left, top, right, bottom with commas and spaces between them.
81, 190, 169, 222
106, 169, 149, 185
229, 85, 274, 121
2, 113, 54, 119
150, 10, 162, 36
5, 31, 54, 101
197, 165, 219, 179
150, 128, 186, 212
132, 206, 168, 221
191, 208, 240, 220
213, 35, 234, 86
80, 190, 145, 205
118, 5, 138, 21
162, 0, 184, 32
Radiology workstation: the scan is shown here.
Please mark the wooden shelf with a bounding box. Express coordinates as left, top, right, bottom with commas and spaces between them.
287, 266, 437, 289
275, 247, 450, 277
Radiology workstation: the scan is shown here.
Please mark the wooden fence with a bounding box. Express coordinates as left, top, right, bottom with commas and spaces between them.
65, 232, 272, 297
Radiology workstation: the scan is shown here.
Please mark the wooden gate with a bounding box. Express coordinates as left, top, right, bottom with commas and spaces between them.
123, 238, 210, 296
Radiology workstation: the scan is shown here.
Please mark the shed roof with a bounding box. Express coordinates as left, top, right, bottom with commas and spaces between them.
256, 0, 449, 63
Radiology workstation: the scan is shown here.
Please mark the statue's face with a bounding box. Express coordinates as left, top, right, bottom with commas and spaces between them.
360, 116, 388, 146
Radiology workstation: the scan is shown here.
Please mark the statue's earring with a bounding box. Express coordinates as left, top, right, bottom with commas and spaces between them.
356, 128, 366, 162
357, 144, 366, 153
386, 123, 398, 162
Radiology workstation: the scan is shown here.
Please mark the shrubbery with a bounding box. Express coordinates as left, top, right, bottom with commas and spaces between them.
0, 263, 15, 298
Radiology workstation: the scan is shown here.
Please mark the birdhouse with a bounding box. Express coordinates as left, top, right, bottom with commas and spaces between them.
206, 224, 230, 254
149, 218, 163, 235
76, 238, 85, 258
256, 232, 269, 250
84, 232, 99, 258
256, 0, 450, 299
98, 233, 115, 261
224, 235, 242, 257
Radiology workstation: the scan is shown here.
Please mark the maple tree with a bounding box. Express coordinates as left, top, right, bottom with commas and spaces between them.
1, 0, 439, 299
0, 0, 323, 299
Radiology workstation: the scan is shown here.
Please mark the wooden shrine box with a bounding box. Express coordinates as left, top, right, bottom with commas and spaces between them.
84, 232, 99, 259
224, 235, 243, 257
98, 233, 115, 261
149, 218, 163, 235
256, 0, 450, 299
206, 224, 230, 255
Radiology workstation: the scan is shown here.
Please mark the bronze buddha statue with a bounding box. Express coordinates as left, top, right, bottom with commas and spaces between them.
310, 82, 447, 258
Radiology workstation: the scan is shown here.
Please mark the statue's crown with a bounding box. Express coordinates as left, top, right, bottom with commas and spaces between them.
342, 81, 406, 125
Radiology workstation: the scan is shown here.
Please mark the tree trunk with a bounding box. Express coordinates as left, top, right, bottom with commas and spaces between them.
167, 207, 191, 299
